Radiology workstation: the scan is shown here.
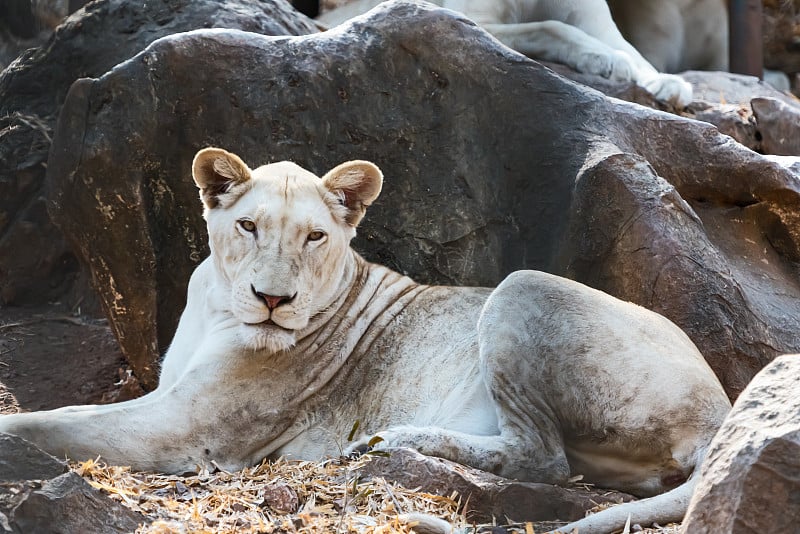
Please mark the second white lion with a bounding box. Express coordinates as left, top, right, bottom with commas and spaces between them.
318, 0, 697, 106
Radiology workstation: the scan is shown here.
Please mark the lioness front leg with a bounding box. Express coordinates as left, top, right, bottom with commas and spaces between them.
484, 20, 636, 82
0, 392, 198, 472
485, 20, 691, 106
348, 424, 570, 485
0, 361, 276, 473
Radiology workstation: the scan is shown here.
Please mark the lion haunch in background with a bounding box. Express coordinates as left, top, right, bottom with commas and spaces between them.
317, 0, 696, 106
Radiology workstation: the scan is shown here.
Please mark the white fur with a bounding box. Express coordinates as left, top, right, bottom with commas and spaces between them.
606, 0, 728, 74
0, 149, 730, 533
317, 0, 694, 106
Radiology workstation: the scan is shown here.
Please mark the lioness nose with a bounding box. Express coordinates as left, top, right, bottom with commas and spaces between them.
251, 285, 295, 310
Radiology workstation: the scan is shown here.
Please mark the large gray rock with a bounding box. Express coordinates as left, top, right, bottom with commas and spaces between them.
751, 96, 800, 155
7, 472, 146, 534
682, 355, 800, 533
46, 0, 800, 395
552, 64, 800, 156
0, 433, 146, 533
0, 0, 315, 306
681, 71, 800, 156
358, 447, 632, 523
0, 433, 67, 481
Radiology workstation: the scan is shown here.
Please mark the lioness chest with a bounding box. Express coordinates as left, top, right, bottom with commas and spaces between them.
273, 276, 498, 460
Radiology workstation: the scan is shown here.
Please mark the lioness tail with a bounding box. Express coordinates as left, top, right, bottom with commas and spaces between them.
545, 475, 697, 534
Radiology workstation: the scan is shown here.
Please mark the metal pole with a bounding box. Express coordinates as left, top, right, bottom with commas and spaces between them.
729, 0, 763, 78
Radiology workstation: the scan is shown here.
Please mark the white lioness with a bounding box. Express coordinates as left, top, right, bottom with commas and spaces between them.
317, 0, 694, 106
0, 148, 730, 533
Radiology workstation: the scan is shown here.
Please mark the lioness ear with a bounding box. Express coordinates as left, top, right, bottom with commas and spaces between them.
321, 160, 383, 226
192, 147, 252, 209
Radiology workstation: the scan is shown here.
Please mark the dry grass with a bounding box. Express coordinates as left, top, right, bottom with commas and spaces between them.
0, 383, 18, 415
73, 456, 681, 534
74, 455, 466, 534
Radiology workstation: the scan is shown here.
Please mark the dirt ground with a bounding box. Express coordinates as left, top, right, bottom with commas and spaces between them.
0, 303, 142, 415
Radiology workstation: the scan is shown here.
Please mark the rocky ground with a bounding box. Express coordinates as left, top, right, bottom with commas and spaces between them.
0, 303, 140, 415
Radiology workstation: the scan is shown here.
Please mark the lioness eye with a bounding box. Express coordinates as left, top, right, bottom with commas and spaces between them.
308, 230, 325, 242
239, 220, 256, 233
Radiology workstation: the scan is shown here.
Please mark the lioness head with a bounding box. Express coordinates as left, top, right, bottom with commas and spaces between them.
192, 147, 383, 352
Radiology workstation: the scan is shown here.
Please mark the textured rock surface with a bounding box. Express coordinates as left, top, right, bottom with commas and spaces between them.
751, 96, 800, 155
0, 433, 68, 481
0, 433, 145, 533
7, 472, 146, 534
46, 0, 800, 395
0, 1, 92, 70
683, 355, 800, 533
359, 447, 632, 523
0, 0, 315, 306
554, 65, 800, 155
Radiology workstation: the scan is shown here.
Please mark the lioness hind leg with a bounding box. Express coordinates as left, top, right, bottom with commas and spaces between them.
348, 424, 569, 485
0, 369, 257, 474
475, 271, 587, 483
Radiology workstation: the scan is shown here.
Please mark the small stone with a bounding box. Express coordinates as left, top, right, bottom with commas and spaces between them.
261, 484, 299, 514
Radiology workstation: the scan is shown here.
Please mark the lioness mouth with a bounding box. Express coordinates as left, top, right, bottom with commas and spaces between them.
245, 319, 291, 332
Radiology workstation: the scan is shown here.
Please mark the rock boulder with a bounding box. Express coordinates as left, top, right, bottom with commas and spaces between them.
358, 447, 633, 523
682, 354, 800, 533
0, 433, 68, 481
46, 0, 800, 395
0, 433, 146, 533
0, 0, 315, 306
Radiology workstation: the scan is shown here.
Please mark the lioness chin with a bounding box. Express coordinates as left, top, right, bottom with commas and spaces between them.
0, 148, 730, 534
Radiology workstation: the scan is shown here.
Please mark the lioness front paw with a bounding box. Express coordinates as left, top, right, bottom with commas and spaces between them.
575, 49, 636, 82
641, 73, 693, 108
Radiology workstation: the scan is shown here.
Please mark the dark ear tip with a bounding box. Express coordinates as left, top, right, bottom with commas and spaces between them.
191, 148, 251, 210
321, 160, 383, 199
192, 148, 228, 187
192, 147, 228, 167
